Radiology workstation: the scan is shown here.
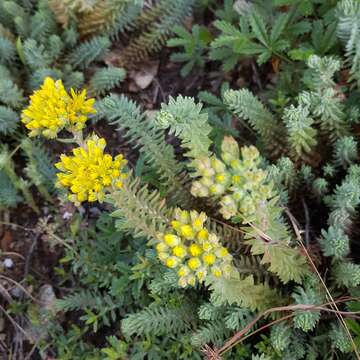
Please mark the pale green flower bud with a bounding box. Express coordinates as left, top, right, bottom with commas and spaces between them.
232, 190, 245, 201
179, 209, 190, 224
214, 172, 230, 185
200, 177, 214, 188
202, 167, 215, 177
209, 183, 225, 195
239, 195, 256, 217
221, 136, 239, 164
210, 157, 226, 173
230, 159, 242, 171
155, 110, 174, 128
191, 181, 209, 197
195, 157, 211, 172
259, 184, 273, 198
241, 145, 259, 162
219, 195, 237, 219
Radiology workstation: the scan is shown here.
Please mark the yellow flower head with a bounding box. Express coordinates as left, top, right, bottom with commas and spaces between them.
155, 208, 235, 287
203, 253, 216, 265
178, 266, 190, 277
189, 244, 202, 257
156, 242, 168, 253
188, 257, 201, 270
180, 225, 195, 239
55, 135, 127, 204
166, 256, 179, 268
197, 229, 209, 241
21, 77, 96, 138
172, 245, 187, 258
163, 234, 180, 247
211, 266, 222, 278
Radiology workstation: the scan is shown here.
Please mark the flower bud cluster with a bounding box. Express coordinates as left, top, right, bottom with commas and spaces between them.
155, 209, 234, 287
191, 137, 275, 221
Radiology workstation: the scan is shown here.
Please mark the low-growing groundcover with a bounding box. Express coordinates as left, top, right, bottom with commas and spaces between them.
1, 0, 360, 359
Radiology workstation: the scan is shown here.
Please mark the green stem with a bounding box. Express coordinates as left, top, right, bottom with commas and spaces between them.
56, 138, 78, 144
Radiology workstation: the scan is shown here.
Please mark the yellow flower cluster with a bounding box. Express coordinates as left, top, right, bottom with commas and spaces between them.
156, 209, 234, 287
55, 135, 128, 204
21, 77, 96, 138
191, 137, 274, 221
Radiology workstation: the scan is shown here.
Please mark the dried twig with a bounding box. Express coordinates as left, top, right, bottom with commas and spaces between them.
205, 297, 359, 359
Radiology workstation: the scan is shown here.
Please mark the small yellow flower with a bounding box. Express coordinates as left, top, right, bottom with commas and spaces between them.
173, 245, 187, 258
211, 266, 222, 278
163, 234, 180, 247
192, 218, 203, 230
215, 173, 227, 184
21, 77, 96, 138
55, 135, 127, 204
197, 229, 209, 241
196, 268, 207, 281
187, 275, 196, 286
156, 242, 168, 253
203, 253, 216, 265
166, 256, 179, 268
202, 241, 213, 252
178, 266, 190, 277
216, 247, 229, 258
188, 257, 201, 270
180, 225, 195, 239
171, 220, 181, 231
189, 244, 202, 257
179, 210, 190, 223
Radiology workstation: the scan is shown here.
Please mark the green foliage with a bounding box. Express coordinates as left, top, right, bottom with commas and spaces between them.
89, 67, 126, 96
21, 138, 57, 195
0, 170, 21, 208
283, 104, 317, 160
0, 36, 16, 64
320, 225, 349, 258
0, 79, 24, 108
224, 89, 285, 156
3, 0, 360, 359
209, 274, 280, 311
97, 94, 191, 206
23, 38, 51, 70
270, 323, 292, 353
336, 0, 360, 84
332, 261, 360, 288
110, 174, 171, 240
210, 8, 296, 69
156, 95, 213, 160
302, 55, 348, 141
121, 302, 196, 337
329, 323, 353, 353
191, 320, 230, 347
334, 136, 358, 168
292, 284, 323, 332
28, 67, 63, 90
68, 36, 111, 69
117, 0, 196, 66
167, 25, 211, 76
0, 105, 19, 135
